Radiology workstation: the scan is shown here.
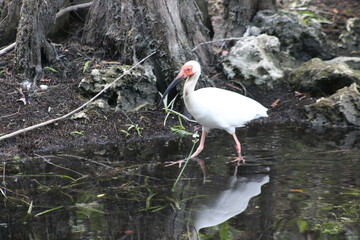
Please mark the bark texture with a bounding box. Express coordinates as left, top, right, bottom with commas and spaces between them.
0, 0, 22, 46
82, 0, 214, 90
213, 0, 277, 39
15, 0, 65, 82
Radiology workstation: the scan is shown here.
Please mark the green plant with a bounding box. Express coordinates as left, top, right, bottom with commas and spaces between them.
70, 131, 85, 135
161, 93, 196, 127
293, 10, 331, 25
83, 60, 91, 73
309, 200, 360, 235
170, 125, 193, 136
121, 124, 143, 137
160, 92, 200, 190
44, 66, 58, 73
171, 137, 199, 191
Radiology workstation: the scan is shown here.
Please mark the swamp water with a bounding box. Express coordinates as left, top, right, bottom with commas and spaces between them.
1, 124, 360, 240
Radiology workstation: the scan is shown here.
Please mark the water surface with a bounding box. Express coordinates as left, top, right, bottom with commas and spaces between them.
1, 124, 359, 239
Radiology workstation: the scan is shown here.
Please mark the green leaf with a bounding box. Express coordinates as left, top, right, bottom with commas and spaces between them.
16, 174, 76, 181
145, 193, 157, 211
70, 131, 85, 135
34, 206, 64, 217
170, 126, 193, 136
120, 130, 130, 137
44, 66, 58, 72
83, 60, 91, 73
296, 218, 310, 233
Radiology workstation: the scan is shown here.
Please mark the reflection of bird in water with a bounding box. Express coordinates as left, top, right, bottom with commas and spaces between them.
162, 60, 268, 165
192, 174, 269, 234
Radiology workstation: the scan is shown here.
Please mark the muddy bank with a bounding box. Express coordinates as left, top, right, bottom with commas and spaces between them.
0, 41, 313, 155
2, 0, 360, 156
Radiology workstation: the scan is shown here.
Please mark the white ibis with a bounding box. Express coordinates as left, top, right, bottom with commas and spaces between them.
162, 60, 268, 164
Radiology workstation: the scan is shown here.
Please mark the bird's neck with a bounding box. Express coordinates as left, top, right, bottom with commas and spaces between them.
183, 74, 199, 100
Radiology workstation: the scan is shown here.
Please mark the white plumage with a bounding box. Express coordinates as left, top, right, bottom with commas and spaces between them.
185, 87, 268, 134
162, 60, 268, 163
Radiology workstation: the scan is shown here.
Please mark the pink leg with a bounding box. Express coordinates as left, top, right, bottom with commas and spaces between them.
190, 129, 207, 159
232, 133, 245, 163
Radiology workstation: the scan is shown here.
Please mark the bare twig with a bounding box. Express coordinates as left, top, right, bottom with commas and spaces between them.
55, 2, 93, 19
0, 52, 156, 141
0, 42, 16, 56
191, 37, 242, 51
0, 107, 21, 119
1, 162, 6, 198
0, 2, 93, 57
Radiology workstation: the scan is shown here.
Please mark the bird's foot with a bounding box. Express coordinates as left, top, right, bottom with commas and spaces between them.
164, 159, 186, 168
226, 156, 245, 165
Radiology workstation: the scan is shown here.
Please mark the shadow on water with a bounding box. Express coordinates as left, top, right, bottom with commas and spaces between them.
1, 123, 360, 239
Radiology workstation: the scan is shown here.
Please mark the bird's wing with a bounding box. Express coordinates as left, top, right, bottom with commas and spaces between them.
191, 88, 267, 129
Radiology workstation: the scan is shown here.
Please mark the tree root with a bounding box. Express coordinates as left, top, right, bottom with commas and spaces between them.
0, 2, 93, 57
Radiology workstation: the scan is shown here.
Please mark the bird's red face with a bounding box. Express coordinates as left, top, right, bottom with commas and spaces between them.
177, 64, 194, 79
160, 62, 196, 104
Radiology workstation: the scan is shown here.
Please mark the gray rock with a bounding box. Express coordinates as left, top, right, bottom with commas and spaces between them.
71, 111, 90, 121
252, 10, 335, 61
277, 0, 312, 8
78, 64, 157, 112
339, 18, 360, 52
305, 83, 360, 127
222, 34, 296, 88
90, 99, 110, 110
326, 56, 360, 70
287, 58, 360, 96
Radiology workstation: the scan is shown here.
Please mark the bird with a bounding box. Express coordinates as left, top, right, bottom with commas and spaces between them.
161, 60, 268, 165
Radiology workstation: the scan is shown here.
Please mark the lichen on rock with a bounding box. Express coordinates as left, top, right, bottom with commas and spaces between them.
305, 83, 360, 127
339, 17, 360, 52
287, 58, 360, 96
251, 10, 335, 61
78, 63, 158, 112
222, 34, 296, 88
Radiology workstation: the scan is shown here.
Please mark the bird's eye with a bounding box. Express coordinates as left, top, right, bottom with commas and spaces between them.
187, 68, 191, 71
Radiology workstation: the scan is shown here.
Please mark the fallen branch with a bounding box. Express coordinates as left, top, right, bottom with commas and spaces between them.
0, 2, 93, 57
55, 2, 93, 19
0, 42, 16, 56
191, 37, 242, 51
0, 52, 156, 141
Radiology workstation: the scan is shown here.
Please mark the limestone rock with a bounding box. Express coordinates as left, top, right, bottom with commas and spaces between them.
277, 0, 312, 8
339, 18, 360, 52
305, 83, 360, 127
78, 64, 157, 112
222, 34, 296, 88
326, 56, 360, 70
252, 10, 335, 61
287, 58, 360, 96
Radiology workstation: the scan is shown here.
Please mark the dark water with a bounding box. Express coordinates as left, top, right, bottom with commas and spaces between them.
1, 124, 360, 240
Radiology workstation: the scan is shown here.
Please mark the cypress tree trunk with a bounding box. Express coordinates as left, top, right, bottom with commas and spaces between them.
0, 0, 22, 46
213, 0, 277, 39
14, 0, 66, 83
82, 0, 215, 90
